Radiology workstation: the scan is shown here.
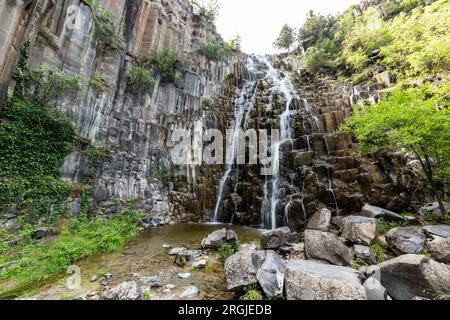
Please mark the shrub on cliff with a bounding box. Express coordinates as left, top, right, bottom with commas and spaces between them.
127, 66, 155, 91
201, 35, 224, 60
341, 82, 450, 219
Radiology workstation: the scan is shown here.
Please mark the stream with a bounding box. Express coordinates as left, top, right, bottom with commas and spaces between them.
27, 224, 262, 300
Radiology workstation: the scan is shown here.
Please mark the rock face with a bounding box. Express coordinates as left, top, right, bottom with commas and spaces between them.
260, 227, 291, 249
201, 229, 238, 249
224, 249, 259, 291
100, 281, 142, 300
378, 254, 450, 300
306, 208, 332, 231
284, 260, 367, 300
342, 216, 379, 245
304, 230, 352, 266
256, 251, 286, 298
360, 205, 405, 222
385, 228, 426, 255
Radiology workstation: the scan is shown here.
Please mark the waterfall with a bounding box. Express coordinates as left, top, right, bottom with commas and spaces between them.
212, 57, 258, 222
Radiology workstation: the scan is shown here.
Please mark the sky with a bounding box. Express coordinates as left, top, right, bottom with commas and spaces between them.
216, 0, 360, 54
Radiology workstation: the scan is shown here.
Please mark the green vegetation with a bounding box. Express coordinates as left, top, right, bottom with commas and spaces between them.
377, 218, 405, 234
139, 49, 179, 83
296, 0, 449, 83
200, 35, 241, 60
0, 212, 138, 297
218, 243, 235, 263
0, 97, 76, 220
342, 83, 449, 219
127, 66, 155, 91
371, 241, 386, 263
189, 0, 221, 22
273, 24, 296, 52
240, 284, 263, 300
89, 73, 108, 91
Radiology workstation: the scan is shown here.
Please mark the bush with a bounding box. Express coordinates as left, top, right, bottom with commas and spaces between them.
201, 35, 224, 60
240, 284, 264, 300
148, 49, 179, 83
89, 73, 108, 91
303, 47, 331, 73
218, 243, 235, 263
127, 66, 155, 91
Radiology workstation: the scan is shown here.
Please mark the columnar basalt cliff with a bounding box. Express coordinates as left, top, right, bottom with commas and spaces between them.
0, 0, 242, 225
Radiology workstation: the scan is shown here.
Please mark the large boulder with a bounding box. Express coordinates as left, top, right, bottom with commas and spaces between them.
360, 204, 405, 222
363, 266, 388, 300
385, 227, 426, 255
341, 216, 379, 245
304, 230, 352, 267
284, 260, 367, 300
201, 229, 238, 249
256, 251, 286, 298
306, 208, 332, 231
224, 249, 259, 291
426, 235, 450, 263
378, 254, 450, 300
100, 281, 142, 300
260, 227, 290, 249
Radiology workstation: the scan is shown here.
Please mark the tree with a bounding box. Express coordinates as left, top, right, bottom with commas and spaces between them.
273, 24, 296, 52
341, 83, 449, 219
298, 10, 337, 49
189, 0, 221, 22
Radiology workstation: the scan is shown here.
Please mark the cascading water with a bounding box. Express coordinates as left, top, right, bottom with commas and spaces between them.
212, 57, 259, 223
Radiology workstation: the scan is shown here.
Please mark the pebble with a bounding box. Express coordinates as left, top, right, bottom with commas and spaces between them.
178, 273, 192, 279
90, 275, 97, 283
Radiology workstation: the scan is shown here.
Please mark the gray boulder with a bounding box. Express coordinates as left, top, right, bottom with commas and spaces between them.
353, 245, 377, 265
256, 251, 286, 298
419, 202, 450, 218
169, 247, 186, 255
260, 227, 290, 249
179, 286, 199, 298
306, 208, 332, 231
426, 235, 450, 263
363, 266, 388, 300
342, 216, 379, 245
421, 225, 450, 239
175, 250, 202, 267
385, 227, 426, 255
284, 260, 367, 300
378, 254, 450, 300
360, 204, 405, 222
100, 281, 142, 300
135, 276, 161, 288
304, 230, 352, 266
224, 249, 259, 291
201, 229, 238, 249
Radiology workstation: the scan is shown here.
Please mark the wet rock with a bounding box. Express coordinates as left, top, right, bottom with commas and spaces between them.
100, 281, 142, 300
136, 276, 161, 288
260, 227, 291, 249
360, 204, 405, 222
179, 286, 199, 298
169, 247, 186, 255
256, 251, 286, 298
378, 254, 450, 300
342, 216, 379, 245
178, 273, 192, 279
224, 249, 259, 291
353, 245, 377, 265
175, 250, 202, 267
304, 230, 352, 266
421, 225, 450, 239
426, 236, 450, 263
201, 229, 238, 249
385, 227, 426, 255
193, 259, 207, 270
306, 208, 332, 231
285, 260, 367, 300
